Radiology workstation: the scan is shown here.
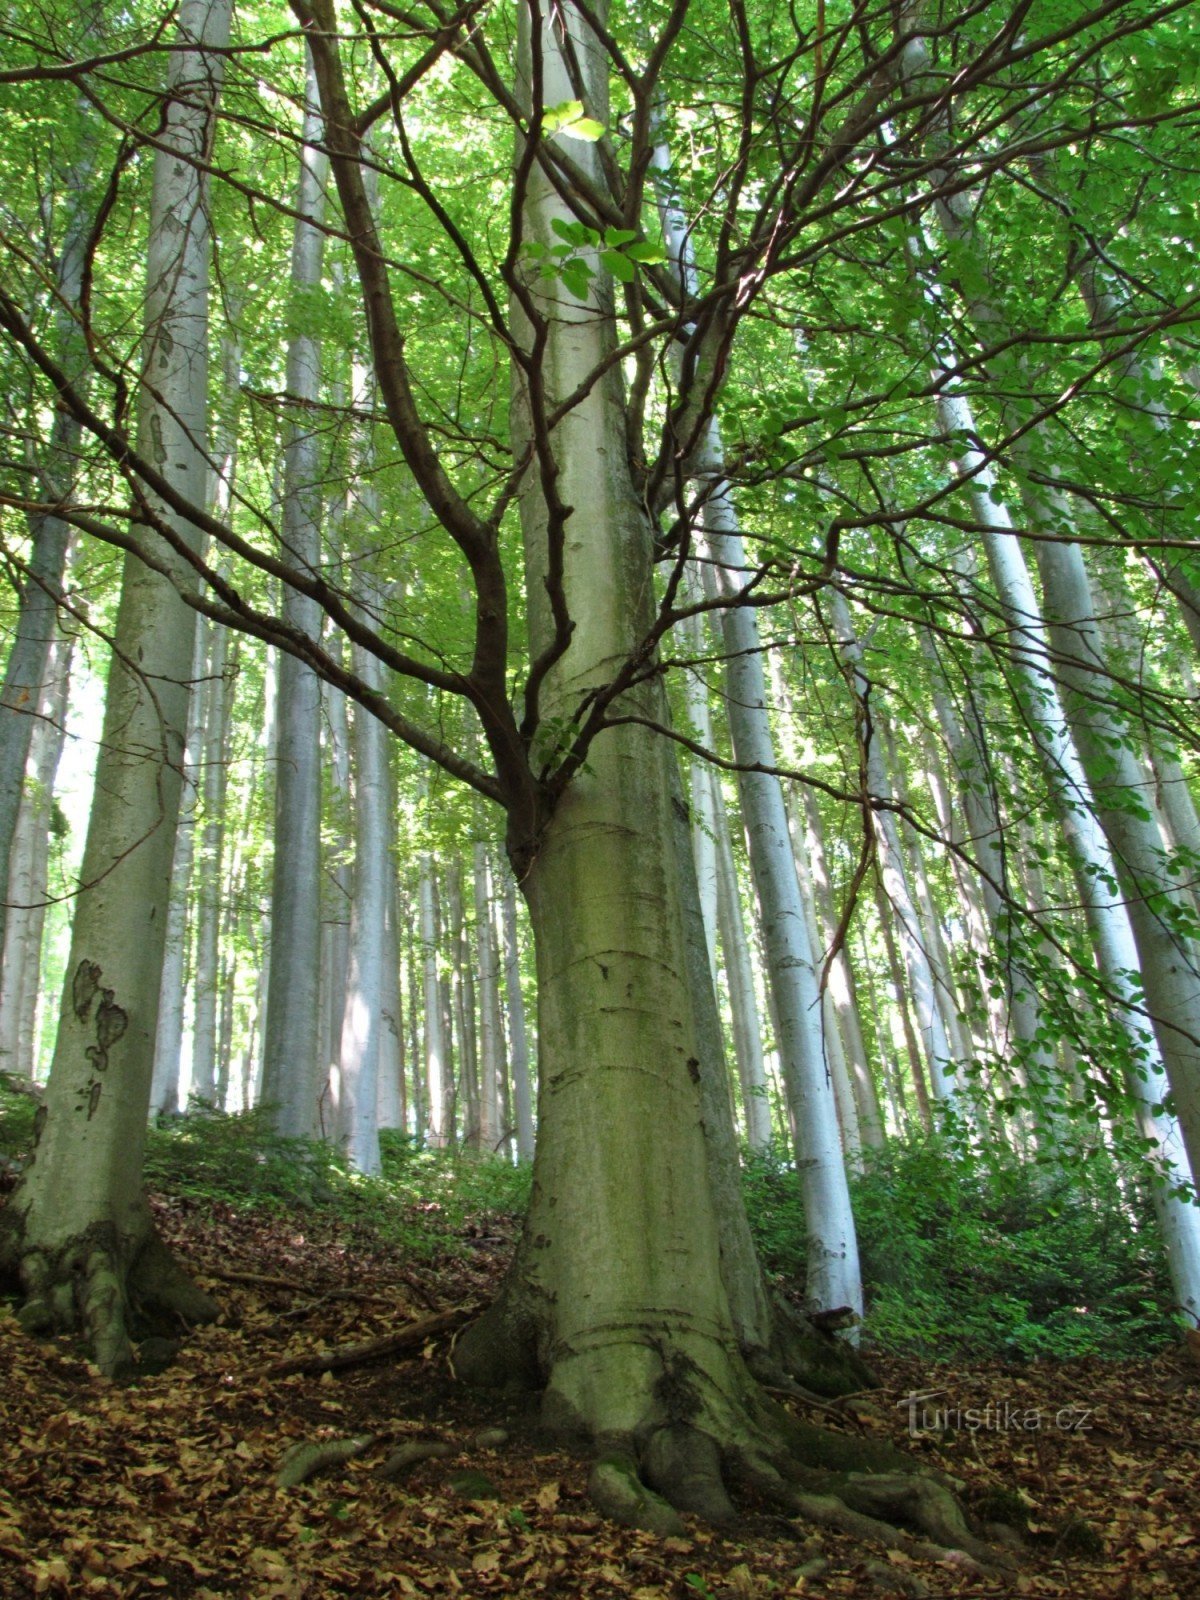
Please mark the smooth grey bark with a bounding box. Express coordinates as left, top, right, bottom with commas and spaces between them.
376, 845, 407, 1133
190, 622, 232, 1104
150, 624, 206, 1115
499, 868, 535, 1161
930, 373, 1200, 1315
418, 854, 447, 1146
335, 672, 387, 1175
445, 860, 477, 1146
473, 841, 502, 1153
189, 329, 240, 1105
712, 776, 772, 1149
260, 55, 328, 1140
825, 589, 959, 1107
0, 56, 98, 957
697, 497, 861, 1319
0, 0, 230, 1372
795, 783, 886, 1149
0, 630, 74, 1081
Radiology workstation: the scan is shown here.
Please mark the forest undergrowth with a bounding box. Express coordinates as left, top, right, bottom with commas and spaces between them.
0, 1089, 1197, 1600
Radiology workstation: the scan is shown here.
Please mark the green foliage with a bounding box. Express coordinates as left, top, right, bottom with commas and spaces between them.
0, 1076, 38, 1163
134, 1107, 531, 1257
851, 1136, 1178, 1359
742, 1136, 1179, 1360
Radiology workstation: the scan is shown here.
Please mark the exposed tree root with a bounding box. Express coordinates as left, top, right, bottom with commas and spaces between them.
0, 1207, 218, 1377
456, 1295, 1015, 1575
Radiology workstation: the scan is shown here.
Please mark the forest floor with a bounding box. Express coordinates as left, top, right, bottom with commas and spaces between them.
0, 1185, 1197, 1600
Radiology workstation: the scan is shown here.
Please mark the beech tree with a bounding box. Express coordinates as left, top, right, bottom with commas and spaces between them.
0, 0, 1196, 1545
0, 0, 231, 1371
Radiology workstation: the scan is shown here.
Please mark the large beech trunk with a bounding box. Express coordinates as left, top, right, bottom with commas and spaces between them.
457, 0, 895, 1528
0, 0, 230, 1373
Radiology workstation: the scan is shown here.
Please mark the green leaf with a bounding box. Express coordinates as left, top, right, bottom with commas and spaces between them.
601, 248, 636, 283
550, 217, 592, 248
603, 228, 638, 247
624, 241, 666, 264
563, 116, 604, 142
541, 99, 604, 142
561, 261, 593, 300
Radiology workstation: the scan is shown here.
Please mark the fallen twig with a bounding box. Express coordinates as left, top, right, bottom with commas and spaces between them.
257, 1306, 474, 1379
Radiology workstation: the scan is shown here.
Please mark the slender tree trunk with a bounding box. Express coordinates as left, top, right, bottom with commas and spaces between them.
260, 52, 328, 1139
795, 784, 885, 1148
825, 589, 959, 1106
931, 378, 1200, 1315
0, 0, 230, 1372
500, 869, 535, 1161
0, 44, 98, 954
150, 623, 206, 1116
419, 855, 447, 1146
335, 670, 387, 1174
0, 631, 74, 1080
473, 841, 502, 1153
190, 623, 232, 1104
713, 778, 773, 1149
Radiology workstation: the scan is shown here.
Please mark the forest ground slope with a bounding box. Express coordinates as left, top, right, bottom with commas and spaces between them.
0, 1175, 1197, 1600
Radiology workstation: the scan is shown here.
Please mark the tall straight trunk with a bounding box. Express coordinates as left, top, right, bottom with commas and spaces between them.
825, 589, 959, 1106
1031, 524, 1200, 1187
873, 875, 933, 1129
931, 378, 1200, 1316
404, 901, 424, 1136
150, 623, 206, 1115
190, 330, 239, 1105
419, 855, 447, 1146
795, 784, 885, 1148
473, 841, 502, 1153
0, 38, 98, 954
0, 0, 230, 1372
0, 630, 74, 1080
918, 643, 1042, 1070
681, 590, 721, 981
321, 666, 353, 1103
697, 495, 861, 1317
713, 779, 772, 1149
335, 671, 387, 1174
446, 861, 478, 1146
767, 654, 885, 1154
651, 155, 860, 1312
459, 0, 866, 1446
500, 869, 535, 1161
190, 623, 232, 1104
260, 52, 328, 1139
376, 857, 407, 1133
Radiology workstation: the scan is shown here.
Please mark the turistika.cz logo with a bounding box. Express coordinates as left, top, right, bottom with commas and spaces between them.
897, 1389, 1094, 1438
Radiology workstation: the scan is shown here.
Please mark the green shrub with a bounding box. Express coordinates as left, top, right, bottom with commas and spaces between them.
0, 1075, 39, 1164
742, 1135, 1179, 1359
850, 1135, 1178, 1358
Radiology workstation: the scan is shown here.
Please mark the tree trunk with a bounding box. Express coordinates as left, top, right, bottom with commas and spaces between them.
456, 0, 876, 1500
0, 630, 74, 1081
825, 589, 959, 1106
0, 0, 230, 1373
335, 670, 387, 1174
712, 778, 773, 1149
151, 621, 207, 1117
0, 45, 97, 956
500, 868, 535, 1161
190, 621, 232, 1104
473, 841, 502, 1154
260, 52, 328, 1140
419, 855, 447, 1146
